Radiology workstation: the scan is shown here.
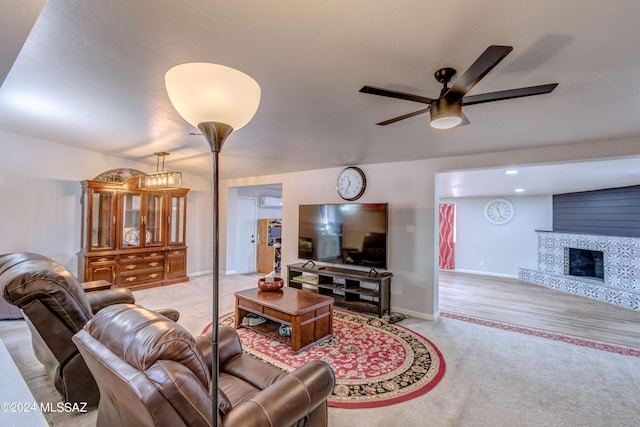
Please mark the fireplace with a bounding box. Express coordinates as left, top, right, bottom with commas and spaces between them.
518, 230, 640, 311
567, 248, 604, 280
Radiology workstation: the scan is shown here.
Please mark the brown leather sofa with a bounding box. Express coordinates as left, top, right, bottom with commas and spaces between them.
73, 303, 335, 427
0, 252, 179, 406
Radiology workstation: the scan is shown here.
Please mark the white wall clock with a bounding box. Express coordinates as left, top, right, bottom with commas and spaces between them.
336, 166, 366, 201
484, 198, 515, 225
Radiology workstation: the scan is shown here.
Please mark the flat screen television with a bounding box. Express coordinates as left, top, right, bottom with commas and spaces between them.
298, 203, 388, 269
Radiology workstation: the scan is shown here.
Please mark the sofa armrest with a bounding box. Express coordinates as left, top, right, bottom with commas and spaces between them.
222, 360, 335, 427
85, 288, 135, 314
154, 308, 179, 322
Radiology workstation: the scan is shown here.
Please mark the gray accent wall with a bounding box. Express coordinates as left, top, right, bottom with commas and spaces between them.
553, 185, 640, 237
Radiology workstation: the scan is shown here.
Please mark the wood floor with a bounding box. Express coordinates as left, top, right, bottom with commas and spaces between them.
438, 270, 640, 350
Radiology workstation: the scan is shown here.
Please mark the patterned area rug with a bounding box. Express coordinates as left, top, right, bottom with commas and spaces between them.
440, 310, 640, 358
210, 309, 445, 408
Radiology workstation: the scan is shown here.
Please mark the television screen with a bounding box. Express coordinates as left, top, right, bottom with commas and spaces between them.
298, 203, 388, 269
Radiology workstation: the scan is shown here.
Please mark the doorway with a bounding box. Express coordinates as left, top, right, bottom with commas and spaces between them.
235, 197, 257, 274
228, 184, 283, 275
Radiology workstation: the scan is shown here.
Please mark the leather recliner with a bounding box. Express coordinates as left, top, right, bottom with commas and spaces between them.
0, 252, 179, 406
73, 303, 336, 427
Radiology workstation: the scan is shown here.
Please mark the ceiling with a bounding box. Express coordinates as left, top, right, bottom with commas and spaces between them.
2, 0, 640, 196
439, 157, 640, 198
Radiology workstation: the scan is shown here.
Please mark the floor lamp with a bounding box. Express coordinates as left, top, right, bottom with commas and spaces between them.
165, 63, 261, 423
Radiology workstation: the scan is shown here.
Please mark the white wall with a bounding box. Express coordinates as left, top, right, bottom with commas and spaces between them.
0, 130, 212, 276
220, 135, 640, 320
4, 125, 640, 319
236, 184, 282, 219
440, 196, 552, 277
221, 161, 440, 320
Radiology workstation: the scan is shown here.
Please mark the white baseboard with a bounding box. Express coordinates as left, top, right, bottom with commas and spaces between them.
446, 269, 518, 279
391, 307, 436, 321
188, 270, 211, 278
188, 269, 239, 277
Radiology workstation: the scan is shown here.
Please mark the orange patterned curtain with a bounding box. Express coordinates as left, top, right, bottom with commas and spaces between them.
438, 204, 455, 270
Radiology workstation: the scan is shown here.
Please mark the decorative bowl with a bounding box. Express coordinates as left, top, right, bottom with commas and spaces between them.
257, 277, 284, 292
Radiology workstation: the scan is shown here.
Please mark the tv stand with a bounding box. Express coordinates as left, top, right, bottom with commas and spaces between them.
287, 262, 391, 317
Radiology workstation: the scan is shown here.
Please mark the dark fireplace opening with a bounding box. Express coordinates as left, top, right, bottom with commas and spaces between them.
568, 248, 604, 280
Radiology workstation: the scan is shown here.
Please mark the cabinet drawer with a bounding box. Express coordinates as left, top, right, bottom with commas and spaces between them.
120, 260, 164, 271
167, 249, 185, 257
143, 251, 164, 259
88, 255, 116, 264
264, 307, 292, 323
238, 299, 264, 313
121, 253, 143, 261
117, 269, 163, 286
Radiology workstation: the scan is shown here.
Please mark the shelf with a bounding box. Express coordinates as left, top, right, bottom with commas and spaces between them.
348, 287, 379, 298
287, 262, 391, 317
317, 282, 379, 297
339, 299, 379, 312
290, 276, 318, 286
241, 320, 292, 347
257, 219, 282, 273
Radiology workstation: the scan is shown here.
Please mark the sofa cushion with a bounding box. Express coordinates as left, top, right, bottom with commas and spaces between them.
86, 304, 209, 389
218, 372, 261, 408
222, 351, 287, 390
1, 253, 92, 331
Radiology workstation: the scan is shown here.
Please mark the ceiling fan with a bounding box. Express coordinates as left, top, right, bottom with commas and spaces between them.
360, 45, 558, 129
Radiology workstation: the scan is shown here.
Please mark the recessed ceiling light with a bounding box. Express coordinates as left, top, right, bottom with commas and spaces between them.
515, 188, 525, 193
505, 170, 519, 175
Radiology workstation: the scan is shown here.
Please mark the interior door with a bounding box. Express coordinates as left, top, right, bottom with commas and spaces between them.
235, 197, 257, 274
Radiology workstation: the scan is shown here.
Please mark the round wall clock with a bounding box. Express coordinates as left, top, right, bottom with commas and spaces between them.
484, 198, 515, 225
337, 166, 366, 201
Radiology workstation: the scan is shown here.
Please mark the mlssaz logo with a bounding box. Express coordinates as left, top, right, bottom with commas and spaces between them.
39, 402, 88, 413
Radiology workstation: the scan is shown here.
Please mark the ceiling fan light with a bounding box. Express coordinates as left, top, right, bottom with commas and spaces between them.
430, 98, 462, 129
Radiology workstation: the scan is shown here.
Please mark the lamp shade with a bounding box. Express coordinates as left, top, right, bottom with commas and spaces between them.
165, 63, 261, 130
429, 98, 462, 129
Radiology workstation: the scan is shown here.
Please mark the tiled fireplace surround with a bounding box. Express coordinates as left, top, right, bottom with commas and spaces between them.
519, 231, 640, 311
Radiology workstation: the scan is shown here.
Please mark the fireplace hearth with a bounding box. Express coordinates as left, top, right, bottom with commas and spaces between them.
519, 231, 639, 311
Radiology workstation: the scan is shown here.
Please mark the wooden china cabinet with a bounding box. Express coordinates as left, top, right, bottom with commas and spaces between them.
78, 170, 189, 290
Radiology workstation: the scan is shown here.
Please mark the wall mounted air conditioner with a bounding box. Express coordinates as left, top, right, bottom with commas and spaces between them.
260, 196, 282, 208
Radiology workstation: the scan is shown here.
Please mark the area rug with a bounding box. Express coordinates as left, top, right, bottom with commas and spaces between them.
440, 310, 640, 358
205, 309, 445, 408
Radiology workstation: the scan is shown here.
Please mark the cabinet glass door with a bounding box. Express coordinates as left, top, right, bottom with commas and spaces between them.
122, 193, 142, 247
91, 190, 114, 249
169, 195, 185, 244
145, 194, 163, 246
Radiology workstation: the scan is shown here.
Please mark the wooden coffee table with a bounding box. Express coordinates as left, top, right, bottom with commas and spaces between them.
235, 286, 333, 352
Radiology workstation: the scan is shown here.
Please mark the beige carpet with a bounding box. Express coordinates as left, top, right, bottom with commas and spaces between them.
1, 274, 639, 426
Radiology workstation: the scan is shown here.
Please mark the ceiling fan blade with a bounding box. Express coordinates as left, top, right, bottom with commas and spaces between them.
445, 45, 513, 101
360, 85, 433, 105
462, 83, 558, 106
376, 108, 430, 126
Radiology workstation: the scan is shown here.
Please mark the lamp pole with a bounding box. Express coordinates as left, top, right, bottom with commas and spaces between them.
198, 121, 233, 425
164, 62, 260, 425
